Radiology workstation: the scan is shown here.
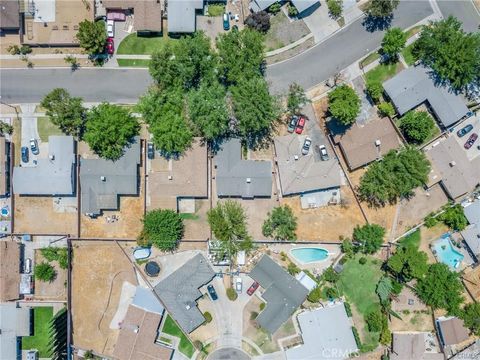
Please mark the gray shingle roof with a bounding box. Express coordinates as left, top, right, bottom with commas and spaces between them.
383, 66, 469, 128
0, 303, 30, 360
215, 139, 272, 198
461, 200, 480, 257
80, 137, 140, 216
132, 286, 164, 315
154, 253, 215, 334
464, 200, 480, 225
167, 0, 203, 33
13, 136, 75, 195
250, 255, 309, 334
249, 0, 276, 12
291, 0, 320, 14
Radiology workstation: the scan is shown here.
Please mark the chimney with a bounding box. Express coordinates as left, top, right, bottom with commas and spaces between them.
168, 175, 173, 180
101, 176, 106, 181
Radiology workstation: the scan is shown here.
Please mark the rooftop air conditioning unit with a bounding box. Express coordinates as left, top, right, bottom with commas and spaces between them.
101, 176, 106, 181
375, 139, 381, 147
168, 175, 173, 180
294, 155, 299, 160
246, 178, 251, 183
449, 161, 456, 167
49, 155, 55, 160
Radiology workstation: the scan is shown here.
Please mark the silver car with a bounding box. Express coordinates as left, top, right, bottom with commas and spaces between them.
302, 137, 312, 155
318, 145, 329, 161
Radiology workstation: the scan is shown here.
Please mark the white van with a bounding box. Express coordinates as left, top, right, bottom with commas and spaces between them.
24, 258, 32, 274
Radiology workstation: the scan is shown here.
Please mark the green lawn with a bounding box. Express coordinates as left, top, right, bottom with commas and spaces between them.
117, 59, 151, 67
22, 307, 53, 357
399, 229, 421, 249
37, 116, 63, 142
162, 315, 195, 358
179, 213, 200, 220
401, 43, 416, 66
207, 3, 225, 16
117, 33, 171, 55
360, 52, 380, 69
365, 62, 404, 84
405, 25, 423, 39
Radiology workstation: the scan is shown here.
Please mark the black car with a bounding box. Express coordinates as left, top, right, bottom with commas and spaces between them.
207, 284, 218, 301
21, 146, 29, 163
457, 124, 474, 138
147, 143, 155, 159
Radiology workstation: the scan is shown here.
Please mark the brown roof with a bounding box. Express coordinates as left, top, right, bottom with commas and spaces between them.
391, 332, 444, 360
113, 305, 173, 360
0, 241, 20, 302
0, 137, 7, 196
438, 317, 470, 346
103, 0, 162, 32
333, 117, 403, 170
0, 0, 20, 30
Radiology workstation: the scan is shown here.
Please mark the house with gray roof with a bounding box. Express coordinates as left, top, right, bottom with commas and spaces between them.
250, 255, 309, 334
0, 303, 31, 360
461, 200, 480, 262
286, 303, 358, 360
168, 0, 227, 33
383, 66, 469, 129
80, 137, 140, 216
132, 286, 164, 315
13, 136, 75, 196
154, 253, 215, 334
249, 0, 320, 16
215, 138, 272, 198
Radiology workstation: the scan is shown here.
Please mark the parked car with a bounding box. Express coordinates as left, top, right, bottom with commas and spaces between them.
295, 116, 306, 134
223, 13, 230, 31
29, 138, 39, 155
106, 37, 114, 55
318, 144, 329, 161
107, 20, 115, 37
207, 284, 218, 301
247, 281, 259, 296
235, 277, 242, 293
147, 142, 155, 159
457, 124, 474, 138
21, 146, 29, 163
24, 258, 32, 274
287, 115, 298, 133
464, 133, 478, 149
302, 137, 312, 155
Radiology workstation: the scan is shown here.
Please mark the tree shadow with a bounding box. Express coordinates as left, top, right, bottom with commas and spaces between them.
362, 14, 394, 32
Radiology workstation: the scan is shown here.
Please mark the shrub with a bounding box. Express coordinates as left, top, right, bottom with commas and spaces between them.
7, 44, 20, 55
203, 311, 212, 323
366, 80, 383, 103
378, 102, 395, 117
287, 261, 300, 275
344, 302, 352, 317
328, 84, 361, 126
359, 257, 367, 265
352, 326, 361, 348
20, 45, 32, 55
259, 302, 266, 311
226, 287, 238, 301
138, 209, 184, 251
245, 11, 271, 33
323, 267, 339, 283
341, 238, 355, 258
287, 3, 298, 17
307, 287, 322, 303
35, 262, 56, 282
353, 224, 386, 254
438, 205, 468, 231
366, 311, 383, 332
325, 287, 339, 299
327, 0, 343, 18
250, 311, 259, 320
399, 111, 435, 144
391, 279, 403, 295
268, 2, 281, 14
40, 247, 69, 269
424, 213, 438, 228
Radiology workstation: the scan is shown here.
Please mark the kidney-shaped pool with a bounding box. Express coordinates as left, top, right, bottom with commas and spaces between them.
290, 247, 329, 264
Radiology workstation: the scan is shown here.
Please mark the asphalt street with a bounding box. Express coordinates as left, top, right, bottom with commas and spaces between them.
436, 0, 480, 32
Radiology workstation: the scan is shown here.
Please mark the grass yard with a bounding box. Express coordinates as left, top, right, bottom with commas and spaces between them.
162, 315, 195, 358
398, 229, 421, 249
207, 3, 225, 16
117, 59, 151, 67
264, 11, 310, 51
365, 62, 404, 84
360, 51, 380, 69
117, 33, 171, 55
405, 25, 423, 39
401, 43, 417, 66
179, 213, 200, 220
37, 116, 63, 142
22, 307, 53, 357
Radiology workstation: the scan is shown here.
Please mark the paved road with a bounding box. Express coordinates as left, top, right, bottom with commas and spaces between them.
437, 0, 480, 32
208, 348, 250, 360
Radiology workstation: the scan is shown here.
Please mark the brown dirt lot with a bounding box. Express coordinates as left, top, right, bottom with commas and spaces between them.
72, 242, 138, 356
182, 200, 210, 241
390, 310, 434, 332
14, 195, 77, 235
463, 266, 480, 302
34, 251, 67, 301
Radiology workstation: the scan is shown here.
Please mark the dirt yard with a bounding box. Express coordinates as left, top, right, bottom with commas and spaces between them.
463, 266, 480, 302
191, 296, 218, 343
72, 242, 138, 356
14, 195, 77, 235
182, 200, 210, 240
34, 251, 67, 301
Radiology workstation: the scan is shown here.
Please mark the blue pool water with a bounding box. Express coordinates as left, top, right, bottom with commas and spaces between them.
432, 235, 464, 269
291, 247, 329, 264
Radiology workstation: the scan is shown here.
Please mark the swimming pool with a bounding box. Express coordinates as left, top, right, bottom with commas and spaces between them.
290, 247, 329, 264
432, 235, 464, 270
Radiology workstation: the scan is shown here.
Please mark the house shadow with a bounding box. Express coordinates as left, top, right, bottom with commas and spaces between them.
297, 2, 321, 19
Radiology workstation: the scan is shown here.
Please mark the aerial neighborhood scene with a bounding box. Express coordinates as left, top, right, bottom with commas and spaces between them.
1, 0, 480, 359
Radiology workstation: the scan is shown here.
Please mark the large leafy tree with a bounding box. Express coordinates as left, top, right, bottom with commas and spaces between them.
381, 27, 407, 59
376, 276, 393, 305
358, 148, 431, 207
413, 16, 480, 89
138, 209, 184, 251
41, 88, 85, 138
399, 111, 435, 144
462, 303, 480, 336
328, 84, 361, 125
416, 263, 464, 315
76, 20, 107, 55
387, 246, 429, 281
438, 205, 468, 231
287, 82, 309, 115
245, 11, 271, 33
84, 103, 140, 160
35, 262, 56, 282
353, 224, 385, 254
366, 0, 399, 17
262, 205, 297, 241
207, 201, 253, 260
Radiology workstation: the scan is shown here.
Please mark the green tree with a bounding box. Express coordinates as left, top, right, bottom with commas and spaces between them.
462, 303, 480, 336
307, 286, 322, 303
353, 224, 385, 254
268, 2, 281, 14
287, 82, 309, 115
327, 0, 343, 19
328, 84, 361, 126
416, 263, 464, 315
399, 111, 435, 144
413, 16, 480, 90
287, 3, 298, 17
207, 201, 253, 260
262, 205, 297, 241
341, 238, 355, 258
366, 80, 383, 103
35, 262, 56, 282
138, 209, 184, 251
376, 276, 393, 305
378, 102, 395, 117
438, 205, 468, 231
366, 311, 383, 332
76, 20, 107, 55
387, 246, 428, 281
323, 266, 339, 283
84, 103, 140, 160
40, 247, 69, 270
245, 11, 271, 33
40, 88, 86, 138
381, 27, 407, 59
366, 0, 399, 17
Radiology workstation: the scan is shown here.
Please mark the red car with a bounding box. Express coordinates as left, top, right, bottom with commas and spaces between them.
106, 37, 114, 55
247, 281, 259, 296
464, 133, 478, 149
295, 116, 306, 134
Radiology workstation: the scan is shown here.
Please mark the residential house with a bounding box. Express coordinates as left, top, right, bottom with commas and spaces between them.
250, 255, 309, 334
0, 0, 20, 34
286, 303, 358, 360
154, 253, 215, 334
383, 66, 469, 129
80, 137, 140, 216
332, 117, 403, 170
450, 340, 480, 359
0, 302, 31, 360
13, 136, 75, 196
0, 241, 20, 302
214, 138, 272, 198
436, 316, 470, 348
249, 0, 320, 17
103, 0, 163, 33
390, 332, 443, 360
0, 137, 10, 197
461, 199, 480, 262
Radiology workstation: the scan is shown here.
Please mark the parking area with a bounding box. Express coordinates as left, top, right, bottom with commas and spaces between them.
451, 114, 480, 161
19, 104, 40, 167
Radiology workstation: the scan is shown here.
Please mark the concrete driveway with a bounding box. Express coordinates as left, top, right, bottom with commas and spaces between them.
19, 104, 40, 167
302, 3, 340, 42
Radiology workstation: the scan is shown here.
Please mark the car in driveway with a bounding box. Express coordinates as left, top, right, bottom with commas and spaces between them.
147, 142, 155, 159
464, 133, 478, 149
457, 124, 474, 138
295, 116, 306, 134
107, 20, 114, 37
247, 281, 259, 296
223, 13, 230, 31
21, 146, 29, 163
30, 138, 39, 155
207, 284, 218, 300
235, 277, 242, 293
106, 37, 114, 55
302, 137, 312, 155
287, 115, 298, 133
318, 144, 329, 161
24, 258, 32, 274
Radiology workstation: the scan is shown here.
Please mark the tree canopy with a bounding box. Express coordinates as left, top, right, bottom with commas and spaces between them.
76, 20, 107, 55
387, 246, 429, 281
366, 0, 399, 17
376, 276, 393, 305
328, 85, 361, 125
399, 111, 436, 144
262, 205, 297, 241
84, 103, 140, 160
35, 262, 56, 282
40, 88, 86, 138
287, 82, 309, 115
138, 209, 184, 251
358, 148, 431, 207
353, 224, 385, 254
381, 27, 407, 59
462, 303, 480, 336
245, 11, 271, 33
438, 204, 468, 231
413, 16, 480, 89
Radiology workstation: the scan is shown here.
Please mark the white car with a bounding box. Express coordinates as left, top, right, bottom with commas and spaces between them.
24, 258, 32, 274
107, 20, 115, 38
235, 277, 242, 293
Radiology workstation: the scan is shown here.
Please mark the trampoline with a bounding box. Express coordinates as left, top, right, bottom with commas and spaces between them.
145, 261, 160, 277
